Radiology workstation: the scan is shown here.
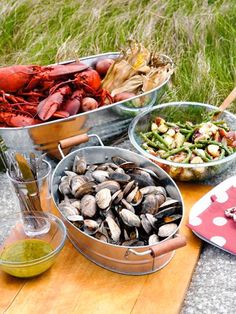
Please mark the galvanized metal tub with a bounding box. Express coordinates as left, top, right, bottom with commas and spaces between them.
0, 52, 172, 159
51, 145, 186, 275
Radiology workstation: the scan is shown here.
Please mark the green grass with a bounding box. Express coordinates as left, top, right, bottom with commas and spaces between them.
0, 0, 235, 109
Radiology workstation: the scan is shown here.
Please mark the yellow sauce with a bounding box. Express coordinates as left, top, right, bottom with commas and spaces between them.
0, 239, 55, 278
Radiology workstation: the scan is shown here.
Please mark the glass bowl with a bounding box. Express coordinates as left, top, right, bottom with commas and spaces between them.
128, 102, 236, 182
0, 211, 66, 278
111, 91, 158, 118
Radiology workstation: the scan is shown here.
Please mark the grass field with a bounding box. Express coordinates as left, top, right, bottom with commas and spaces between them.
0, 0, 235, 110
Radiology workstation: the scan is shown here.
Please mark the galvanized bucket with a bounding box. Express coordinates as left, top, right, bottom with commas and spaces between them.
51, 137, 186, 275
0, 52, 171, 160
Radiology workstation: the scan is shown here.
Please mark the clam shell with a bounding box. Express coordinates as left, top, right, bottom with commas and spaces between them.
81, 195, 97, 217
73, 156, 87, 174
59, 176, 71, 195
119, 208, 141, 227
142, 194, 160, 215
115, 167, 125, 174
158, 198, 181, 210
146, 213, 157, 228
71, 175, 88, 195
92, 170, 109, 183
123, 180, 135, 196
155, 206, 181, 219
129, 169, 156, 187
111, 156, 128, 165
84, 170, 95, 182
148, 234, 159, 245
140, 214, 153, 234
58, 201, 79, 217
105, 216, 121, 242
95, 180, 120, 194
140, 186, 166, 196
121, 199, 135, 213
158, 223, 178, 237
94, 232, 108, 243
67, 214, 84, 222
126, 186, 139, 203
109, 172, 131, 183
64, 171, 77, 177
95, 188, 111, 209
67, 214, 84, 228
111, 189, 124, 204
84, 219, 99, 234
75, 181, 95, 199
70, 200, 81, 211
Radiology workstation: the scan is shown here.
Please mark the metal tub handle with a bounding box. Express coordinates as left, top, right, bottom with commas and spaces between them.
125, 234, 186, 258
58, 133, 104, 158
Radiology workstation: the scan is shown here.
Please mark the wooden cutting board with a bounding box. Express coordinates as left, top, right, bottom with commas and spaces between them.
0, 183, 212, 314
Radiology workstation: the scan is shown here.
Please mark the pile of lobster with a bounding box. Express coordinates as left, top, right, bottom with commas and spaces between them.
0, 61, 113, 127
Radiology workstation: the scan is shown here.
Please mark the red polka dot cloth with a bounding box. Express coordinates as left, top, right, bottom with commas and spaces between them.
188, 176, 236, 255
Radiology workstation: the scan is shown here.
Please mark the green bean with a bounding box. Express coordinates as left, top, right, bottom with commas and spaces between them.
185, 130, 195, 141
179, 128, 191, 134
185, 121, 195, 130
142, 131, 153, 138
205, 150, 213, 160
140, 133, 167, 151
220, 149, 225, 159
166, 122, 183, 128
182, 149, 192, 163
198, 140, 231, 156
162, 146, 188, 159
152, 131, 169, 148
193, 149, 211, 162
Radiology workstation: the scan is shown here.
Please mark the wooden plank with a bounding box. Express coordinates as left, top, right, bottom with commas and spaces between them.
0, 274, 25, 311
131, 183, 212, 314
1, 183, 212, 314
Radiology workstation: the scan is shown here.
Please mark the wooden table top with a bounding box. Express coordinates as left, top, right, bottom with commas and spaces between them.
0, 183, 212, 314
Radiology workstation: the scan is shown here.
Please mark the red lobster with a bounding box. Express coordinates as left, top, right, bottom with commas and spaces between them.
37, 68, 113, 121
0, 63, 89, 93
0, 62, 113, 126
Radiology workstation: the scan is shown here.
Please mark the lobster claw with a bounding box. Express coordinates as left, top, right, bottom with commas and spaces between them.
62, 89, 85, 115
37, 86, 71, 121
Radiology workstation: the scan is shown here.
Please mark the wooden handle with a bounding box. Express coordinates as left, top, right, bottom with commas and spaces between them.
150, 234, 186, 257
218, 87, 236, 112
59, 134, 89, 149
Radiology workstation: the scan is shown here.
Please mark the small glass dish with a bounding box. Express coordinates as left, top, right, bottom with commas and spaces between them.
111, 91, 158, 118
128, 102, 236, 182
0, 211, 66, 278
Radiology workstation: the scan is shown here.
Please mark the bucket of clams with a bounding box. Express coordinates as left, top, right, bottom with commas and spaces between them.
128, 102, 236, 182
51, 134, 186, 275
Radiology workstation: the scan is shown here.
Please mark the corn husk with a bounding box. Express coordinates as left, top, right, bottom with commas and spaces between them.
142, 64, 174, 92
102, 41, 174, 96
102, 42, 150, 92
111, 75, 144, 96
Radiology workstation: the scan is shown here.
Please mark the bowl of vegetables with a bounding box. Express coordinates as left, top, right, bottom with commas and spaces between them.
128, 102, 236, 182
0, 211, 66, 278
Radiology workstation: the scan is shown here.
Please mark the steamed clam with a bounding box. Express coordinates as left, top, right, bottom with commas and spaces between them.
57, 155, 182, 246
